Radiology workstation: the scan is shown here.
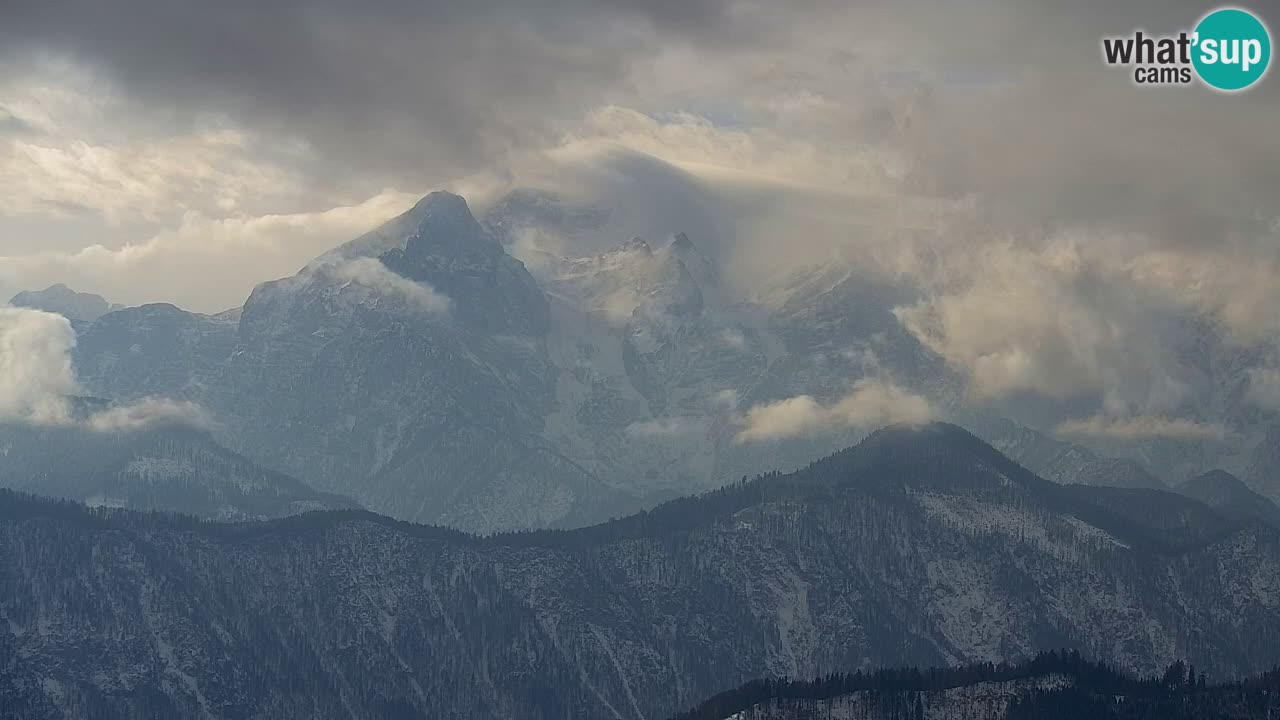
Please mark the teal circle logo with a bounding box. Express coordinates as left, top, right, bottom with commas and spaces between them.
1192, 8, 1271, 91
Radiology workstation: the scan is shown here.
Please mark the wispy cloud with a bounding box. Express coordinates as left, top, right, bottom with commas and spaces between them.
0, 307, 77, 425
736, 379, 933, 443
321, 258, 450, 313
1056, 415, 1227, 441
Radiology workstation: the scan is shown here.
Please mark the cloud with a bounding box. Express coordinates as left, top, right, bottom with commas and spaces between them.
0, 307, 77, 425
718, 328, 746, 349
736, 379, 933, 443
0, 191, 419, 312
1055, 415, 1227, 441
86, 397, 212, 433
0, 0, 745, 190
2, 0, 1280, 442
0, 306, 213, 432
320, 258, 451, 313
893, 233, 1204, 416
625, 416, 703, 439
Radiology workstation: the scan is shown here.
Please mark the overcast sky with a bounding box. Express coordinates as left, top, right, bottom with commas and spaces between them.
2, 0, 1279, 430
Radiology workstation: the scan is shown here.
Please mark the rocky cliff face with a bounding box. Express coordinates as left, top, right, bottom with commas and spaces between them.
3, 426, 1277, 720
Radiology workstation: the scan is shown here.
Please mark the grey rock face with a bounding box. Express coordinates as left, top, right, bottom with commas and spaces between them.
210, 193, 615, 530
73, 303, 238, 402
2, 426, 1278, 719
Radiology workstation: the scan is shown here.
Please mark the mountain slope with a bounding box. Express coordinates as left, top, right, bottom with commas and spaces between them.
72, 302, 239, 402
2, 424, 1277, 719
970, 416, 1166, 490
674, 652, 1280, 720
213, 192, 625, 530
1177, 470, 1280, 529
0, 423, 357, 520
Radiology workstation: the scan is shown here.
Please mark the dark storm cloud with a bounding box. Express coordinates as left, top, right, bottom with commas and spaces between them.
3, 0, 1279, 257
0, 0, 743, 185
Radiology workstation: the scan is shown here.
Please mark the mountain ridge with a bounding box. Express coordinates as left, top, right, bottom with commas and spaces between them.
3, 424, 1279, 718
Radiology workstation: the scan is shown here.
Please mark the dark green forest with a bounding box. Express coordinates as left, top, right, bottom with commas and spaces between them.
672, 651, 1280, 720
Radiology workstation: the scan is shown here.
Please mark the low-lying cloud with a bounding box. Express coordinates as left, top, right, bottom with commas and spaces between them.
736, 379, 934, 443
625, 416, 704, 439
1055, 415, 1227, 441
0, 192, 419, 313
320, 257, 451, 313
0, 305, 212, 432
0, 306, 77, 425
86, 397, 213, 433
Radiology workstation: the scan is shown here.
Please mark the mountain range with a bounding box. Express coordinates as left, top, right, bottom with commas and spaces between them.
31, 189, 1279, 531
3, 424, 1278, 719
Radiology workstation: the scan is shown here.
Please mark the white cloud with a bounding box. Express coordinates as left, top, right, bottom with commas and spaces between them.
320, 258, 450, 313
893, 233, 1199, 415
1055, 415, 1226, 441
736, 379, 933, 443
86, 397, 212, 433
719, 328, 747, 349
0, 191, 419, 313
625, 416, 703, 439
0, 306, 213, 432
0, 61, 318, 227
0, 307, 78, 425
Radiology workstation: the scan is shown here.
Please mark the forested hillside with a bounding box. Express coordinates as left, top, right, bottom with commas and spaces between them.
2, 424, 1278, 719
674, 651, 1280, 720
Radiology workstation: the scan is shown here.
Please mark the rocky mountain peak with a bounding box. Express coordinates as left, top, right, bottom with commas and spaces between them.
10, 283, 119, 322
617, 236, 653, 255
405, 191, 482, 233
395, 191, 498, 263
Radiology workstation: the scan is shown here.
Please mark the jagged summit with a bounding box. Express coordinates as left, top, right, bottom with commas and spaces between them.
616, 236, 653, 255
663, 230, 717, 288
403, 191, 482, 235
392, 192, 501, 267
318, 190, 488, 264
